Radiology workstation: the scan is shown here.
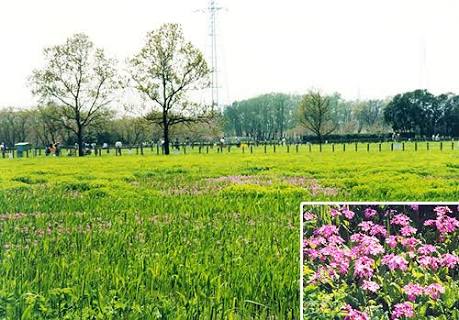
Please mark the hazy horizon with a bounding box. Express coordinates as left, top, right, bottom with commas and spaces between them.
1, 0, 459, 108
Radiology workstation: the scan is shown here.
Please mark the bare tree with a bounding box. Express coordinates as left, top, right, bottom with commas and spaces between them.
30, 33, 119, 156
297, 90, 337, 143
128, 23, 212, 155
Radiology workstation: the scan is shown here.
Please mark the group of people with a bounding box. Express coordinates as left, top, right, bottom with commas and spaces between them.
45, 143, 60, 156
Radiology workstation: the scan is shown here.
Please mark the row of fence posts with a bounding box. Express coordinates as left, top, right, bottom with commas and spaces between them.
0, 141, 457, 159
209, 141, 455, 154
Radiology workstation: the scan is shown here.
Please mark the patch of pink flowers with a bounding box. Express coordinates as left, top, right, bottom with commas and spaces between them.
343, 305, 369, 320
392, 302, 415, 320
304, 204, 459, 319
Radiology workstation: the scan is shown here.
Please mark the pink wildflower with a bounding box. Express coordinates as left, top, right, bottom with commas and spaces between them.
440, 253, 459, 268
418, 255, 440, 270
417, 244, 436, 256
385, 235, 398, 248
343, 208, 355, 220
403, 283, 424, 301
343, 305, 370, 320
382, 254, 408, 271
362, 280, 379, 293
354, 256, 374, 279
351, 234, 385, 257
303, 212, 316, 221
424, 206, 459, 236
314, 224, 339, 237
392, 302, 415, 320
400, 237, 419, 251
400, 226, 417, 237
364, 207, 377, 219
424, 283, 445, 300
330, 208, 341, 217
358, 221, 374, 232
391, 214, 411, 227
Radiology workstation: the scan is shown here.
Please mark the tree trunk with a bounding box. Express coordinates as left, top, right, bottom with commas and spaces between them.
163, 124, 170, 155
317, 133, 322, 144
77, 126, 84, 157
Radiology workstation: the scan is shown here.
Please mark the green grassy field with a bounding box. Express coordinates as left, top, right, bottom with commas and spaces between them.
0, 145, 458, 319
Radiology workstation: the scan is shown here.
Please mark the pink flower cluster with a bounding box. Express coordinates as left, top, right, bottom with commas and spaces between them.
343, 305, 369, 320
403, 282, 445, 302
391, 302, 414, 320
304, 205, 459, 320
424, 206, 459, 238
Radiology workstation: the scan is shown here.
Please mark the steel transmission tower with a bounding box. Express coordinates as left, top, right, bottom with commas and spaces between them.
197, 0, 224, 111
209, 0, 222, 111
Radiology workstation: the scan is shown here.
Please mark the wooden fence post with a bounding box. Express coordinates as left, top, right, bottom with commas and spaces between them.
296, 144, 299, 153
427, 142, 429, 151
378, 143, 381, 152
415, 142, 417, 151
355, 143, 358, 152
391, 143, 394, 151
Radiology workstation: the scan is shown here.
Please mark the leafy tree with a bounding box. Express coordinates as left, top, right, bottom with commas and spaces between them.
354, 99, 386, 133
128, 23, 211, 155
441, 94, 459, 137
297, 90, 337, 143
28, 104, 65, 146
112, 116, 151, 145
223, 93, 298, 140
30, 33, 120, 156
384, 89, 444, 137
0, 108, 30, 146
384, 92, 421, 133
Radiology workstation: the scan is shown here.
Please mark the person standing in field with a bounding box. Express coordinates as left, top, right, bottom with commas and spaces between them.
45, 144, 52, 156
54, 142, 60, 156
115, 141, 122, 156
174, 138, 180, 151
219, 136, 225, 150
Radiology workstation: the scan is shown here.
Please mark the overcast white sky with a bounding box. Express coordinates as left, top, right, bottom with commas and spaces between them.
1, 0, 459, 107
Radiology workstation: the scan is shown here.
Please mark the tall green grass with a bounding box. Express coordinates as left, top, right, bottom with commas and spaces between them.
0, 147, 458, 319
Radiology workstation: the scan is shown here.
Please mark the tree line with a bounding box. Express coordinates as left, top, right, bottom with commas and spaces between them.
0, 23, 458, 155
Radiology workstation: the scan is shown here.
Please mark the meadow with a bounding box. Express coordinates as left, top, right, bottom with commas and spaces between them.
0, 143, 458, 319
302, 204, 459, 320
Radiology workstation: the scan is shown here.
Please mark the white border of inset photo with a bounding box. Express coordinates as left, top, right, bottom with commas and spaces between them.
299, 201, 459, 320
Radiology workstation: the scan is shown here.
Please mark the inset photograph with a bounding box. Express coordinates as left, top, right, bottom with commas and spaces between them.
301, 202, 459, 320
